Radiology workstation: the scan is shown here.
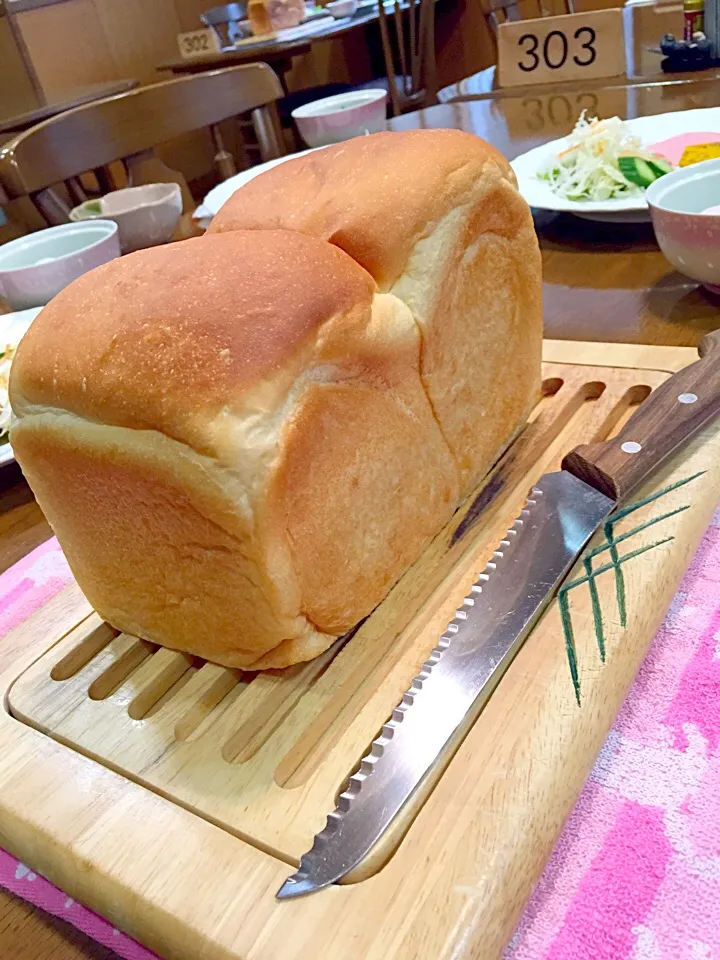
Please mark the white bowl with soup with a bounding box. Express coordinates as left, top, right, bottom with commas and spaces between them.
292, 89, 387, 148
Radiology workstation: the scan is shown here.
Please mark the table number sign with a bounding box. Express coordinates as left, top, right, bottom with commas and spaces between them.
177, 28, 222, 59
497, 8, 626, 88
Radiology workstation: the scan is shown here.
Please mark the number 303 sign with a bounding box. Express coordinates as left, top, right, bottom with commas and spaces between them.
497, 8, 626, 88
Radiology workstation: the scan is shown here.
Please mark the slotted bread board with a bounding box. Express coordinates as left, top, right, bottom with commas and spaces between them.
0, 340, 717, 960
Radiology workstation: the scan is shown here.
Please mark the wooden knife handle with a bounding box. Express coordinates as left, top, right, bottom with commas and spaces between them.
562, 330, 720, 502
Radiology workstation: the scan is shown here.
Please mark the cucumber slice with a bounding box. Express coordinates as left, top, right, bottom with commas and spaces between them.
618, 156, 658, 188
646, 157, 673, 178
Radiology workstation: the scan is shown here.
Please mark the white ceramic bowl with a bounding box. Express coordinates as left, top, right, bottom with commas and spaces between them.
646, 159, 720, 295
292, 89, 387, 148
70, 183, 183, 254
325, 0, 358, 17
0, 220, 120, 310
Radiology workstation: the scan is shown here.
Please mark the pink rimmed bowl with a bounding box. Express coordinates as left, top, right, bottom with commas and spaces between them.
291, 89, 387, 148
646, 158, 720, 295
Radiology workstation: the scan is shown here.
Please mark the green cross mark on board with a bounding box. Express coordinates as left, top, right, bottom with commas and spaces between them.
558, 470, 705, 705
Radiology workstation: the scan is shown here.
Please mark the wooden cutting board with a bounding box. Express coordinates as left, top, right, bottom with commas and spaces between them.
0, 340, 717, 960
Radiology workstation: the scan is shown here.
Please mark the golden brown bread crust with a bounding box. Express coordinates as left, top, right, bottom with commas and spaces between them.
210, 129, 542, 491
10, 229, 458, 668
209, 129, 515, 290
11, 420, 321, 669
11, 232, 376, 461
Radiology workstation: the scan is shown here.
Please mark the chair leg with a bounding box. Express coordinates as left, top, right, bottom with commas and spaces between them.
210, 123, 237, 180
65, 177, 87, 207
251, 103, 286, 161
31, 188, 70, 226
93, 166, 115, 195
378, 3, 401, 117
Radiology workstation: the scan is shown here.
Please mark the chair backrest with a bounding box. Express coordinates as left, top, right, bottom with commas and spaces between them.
0, 62, 284, 225
483, 0, 574, 34
376, 0, 437, 117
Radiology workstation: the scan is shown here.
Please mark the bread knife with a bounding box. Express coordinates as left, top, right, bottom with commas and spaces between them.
276, 331, 720, 900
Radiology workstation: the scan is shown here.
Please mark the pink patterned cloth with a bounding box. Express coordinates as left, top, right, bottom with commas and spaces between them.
1, 517, 719, 960
506, 509, 720, 960
0, 540, 158, 960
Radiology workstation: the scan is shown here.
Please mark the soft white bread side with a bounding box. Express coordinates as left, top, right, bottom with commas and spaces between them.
209, 129, 544, 491
10, 231, 459, 668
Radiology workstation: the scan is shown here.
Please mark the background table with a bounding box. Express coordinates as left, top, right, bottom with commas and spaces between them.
156, 3, 411, 91
157, 7, 392, 75
1, 71, 719, 960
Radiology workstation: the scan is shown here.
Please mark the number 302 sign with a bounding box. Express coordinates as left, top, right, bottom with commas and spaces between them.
497, 8, 626, 89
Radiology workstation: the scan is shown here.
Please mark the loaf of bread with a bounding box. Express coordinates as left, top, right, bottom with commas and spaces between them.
10, 130, 542, 670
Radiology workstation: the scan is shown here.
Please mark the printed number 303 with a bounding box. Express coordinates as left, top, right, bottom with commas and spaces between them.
518, 26, 596, 72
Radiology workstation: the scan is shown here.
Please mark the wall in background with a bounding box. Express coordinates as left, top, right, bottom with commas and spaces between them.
12, 0, 211, 94
0, 13, 40, 117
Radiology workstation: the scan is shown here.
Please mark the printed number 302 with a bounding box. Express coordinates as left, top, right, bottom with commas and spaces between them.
182, 33, 210, 54
517, 27, 596, 72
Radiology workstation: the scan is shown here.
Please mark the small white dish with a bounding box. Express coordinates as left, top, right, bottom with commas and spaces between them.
292, 89, 387, 148
326, 0, 358, 16
0, 221, 120, 310
196, 146, 329, 223
511, 106, 720, 222
70, 184, 182, 254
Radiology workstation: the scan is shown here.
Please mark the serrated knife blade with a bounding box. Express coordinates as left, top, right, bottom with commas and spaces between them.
277, 329, 720, 899
276, 471, 614, 899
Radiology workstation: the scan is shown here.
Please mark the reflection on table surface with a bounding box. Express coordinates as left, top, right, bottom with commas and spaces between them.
392, 77, 720, 159
390, 76, 720, 349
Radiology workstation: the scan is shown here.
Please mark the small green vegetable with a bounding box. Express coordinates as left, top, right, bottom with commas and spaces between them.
618, 156, 656, 188
618, 154, 673, 189
647, 157, 673, 178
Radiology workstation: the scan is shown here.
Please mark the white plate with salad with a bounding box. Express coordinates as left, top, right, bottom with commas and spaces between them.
511, 107, 720, 221
0, 306, 42, 467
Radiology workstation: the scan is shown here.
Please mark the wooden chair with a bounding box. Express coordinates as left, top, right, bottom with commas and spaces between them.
436, 0, 573, 102
0, 63, 285, 227
376, 0, 438, 116
484, 0, 574, 31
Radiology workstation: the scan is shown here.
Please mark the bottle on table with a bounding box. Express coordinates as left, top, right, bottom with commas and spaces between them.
683, 0, 705, 41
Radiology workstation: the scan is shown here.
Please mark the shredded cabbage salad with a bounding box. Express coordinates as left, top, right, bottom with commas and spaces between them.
538, 113, 644, 202
0, 343, 18, 439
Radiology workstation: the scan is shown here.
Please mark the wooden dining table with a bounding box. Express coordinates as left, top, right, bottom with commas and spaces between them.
157, 6, 387, 74
156, 2, 402, 90
0, 67, 719, 960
